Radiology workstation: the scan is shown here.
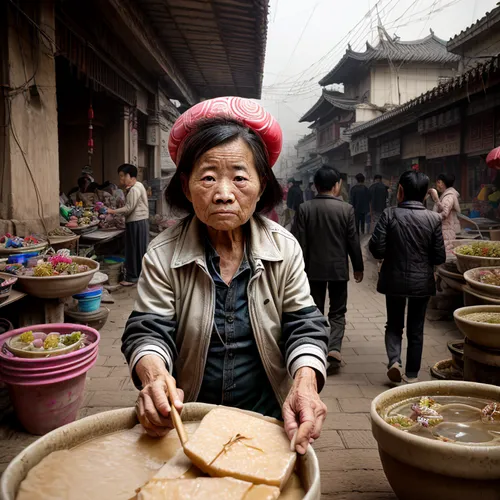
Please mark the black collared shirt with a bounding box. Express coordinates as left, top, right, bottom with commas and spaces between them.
197, 242, 281, 419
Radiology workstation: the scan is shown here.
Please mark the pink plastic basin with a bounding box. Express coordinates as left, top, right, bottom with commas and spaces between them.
0, 352, 97, 386
7, 373, 88, 435
0, 323, 100, 367
0, 347, 97, 373
0, 350, 98, 381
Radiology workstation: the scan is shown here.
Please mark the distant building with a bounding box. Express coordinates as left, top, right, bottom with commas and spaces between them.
295, 28, 460, 186
447, 5, 500, 72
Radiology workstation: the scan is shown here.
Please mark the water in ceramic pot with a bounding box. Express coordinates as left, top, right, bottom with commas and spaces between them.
383, 396, 500, 445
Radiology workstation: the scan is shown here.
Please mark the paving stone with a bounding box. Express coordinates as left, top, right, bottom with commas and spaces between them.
338, 398, 372, 413
352, 345, 389, 355
324, 373, 371, 385
317, 449, 382, 470
342, 354, 388, 364
87, 390, 138, 407
321, 397, 341, 413
86, 377, 128, 392
341, 363, 387, 374
339, 430, 378, 449
111, 365, 131, 377
359, 385, 389, 398
103, 355, 128, 367
323, 413, 371, 430
313, 429, 345, 451
321, 385, 363, 398
88, 366, 113, 378
322, 469, 392, 494
98, 345, 124, 357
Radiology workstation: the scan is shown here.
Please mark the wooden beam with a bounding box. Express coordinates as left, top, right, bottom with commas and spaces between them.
104, 0, 198, 105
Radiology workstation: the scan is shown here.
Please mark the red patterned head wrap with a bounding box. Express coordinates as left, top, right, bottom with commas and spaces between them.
168, 97, 283, 167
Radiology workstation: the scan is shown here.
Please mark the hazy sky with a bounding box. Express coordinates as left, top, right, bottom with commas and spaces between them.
259, 0, 498, 148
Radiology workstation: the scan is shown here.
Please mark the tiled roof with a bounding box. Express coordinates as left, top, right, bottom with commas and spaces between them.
348, 54, 500, 137
320, 33, 460, 86
299, 90, 360, 122
447, 5, 500, 53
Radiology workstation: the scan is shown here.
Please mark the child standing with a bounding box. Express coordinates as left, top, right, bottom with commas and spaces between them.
369, 171, 446, 384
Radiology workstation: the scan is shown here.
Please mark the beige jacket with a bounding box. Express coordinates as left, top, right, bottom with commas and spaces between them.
125, 216, 328, 406
114, 181, 149, 222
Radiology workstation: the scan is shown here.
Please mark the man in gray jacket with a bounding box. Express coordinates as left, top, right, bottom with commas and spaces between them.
293, 166, 364, 371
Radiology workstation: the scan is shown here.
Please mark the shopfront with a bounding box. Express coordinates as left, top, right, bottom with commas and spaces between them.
464, 110, 496, 202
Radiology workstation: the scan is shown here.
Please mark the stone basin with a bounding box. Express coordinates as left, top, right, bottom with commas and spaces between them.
454, 305, 500, 349
15, 257, 99, 299
371, 381, 500, 500
0, 404, 321, 500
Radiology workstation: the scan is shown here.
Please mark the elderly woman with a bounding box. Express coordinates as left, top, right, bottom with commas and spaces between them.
121, 97, 329, 455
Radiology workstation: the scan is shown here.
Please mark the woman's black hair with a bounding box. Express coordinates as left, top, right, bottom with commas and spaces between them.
437, 173, 455, 188
399, 170, 429, 202
165, 117, 283, 214
117, 163, 138, 178
314, 165, 341, 192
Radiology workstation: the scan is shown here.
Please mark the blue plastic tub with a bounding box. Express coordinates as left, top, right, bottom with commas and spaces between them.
73, 287, 103, 300
76, 292, 102, 313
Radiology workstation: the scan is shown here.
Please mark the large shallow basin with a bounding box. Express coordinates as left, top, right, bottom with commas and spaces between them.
15, 257, 99, 299
454, 305, 500, 349
0, 404, 321, 500
371, 381, 500, 500
464, 267, 500, 297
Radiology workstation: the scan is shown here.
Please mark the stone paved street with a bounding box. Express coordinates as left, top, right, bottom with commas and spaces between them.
0, 253, 463, 498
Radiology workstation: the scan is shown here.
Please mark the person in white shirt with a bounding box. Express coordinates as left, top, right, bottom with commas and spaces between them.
107, 164, 149, 286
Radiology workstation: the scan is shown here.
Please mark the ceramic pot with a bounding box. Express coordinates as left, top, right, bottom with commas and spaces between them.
0, 404, 321, 500
15, 257, 99, 299
371, 381, 500, 500
463, 267, 500, 297
453, 305, 500, 349
454, 246, 500, 274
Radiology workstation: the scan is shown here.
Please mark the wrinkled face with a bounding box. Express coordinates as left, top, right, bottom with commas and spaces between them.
118, 172, 132, 187
436, 179, 446, 193
183, 138, 262, 231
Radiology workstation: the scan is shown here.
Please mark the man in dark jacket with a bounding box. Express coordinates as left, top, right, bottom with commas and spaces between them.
350, 173, 370, 234
369, 175, 388, 232
293, 166, 364, 371
369, 170, 446, 384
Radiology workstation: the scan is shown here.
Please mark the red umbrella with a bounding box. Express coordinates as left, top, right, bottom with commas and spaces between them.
486, 146, 500, 170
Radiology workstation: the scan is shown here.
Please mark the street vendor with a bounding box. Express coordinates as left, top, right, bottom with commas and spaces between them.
121, 97, 329, 455
107, 164, 149, 286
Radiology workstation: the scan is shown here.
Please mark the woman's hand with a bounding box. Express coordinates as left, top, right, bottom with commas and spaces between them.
107, 208, 115, 215
428, 188, 439, 203
282, 367, 327, 455
135, 354, 184, 437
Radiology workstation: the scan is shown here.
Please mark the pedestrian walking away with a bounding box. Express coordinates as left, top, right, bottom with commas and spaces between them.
369, 170, 446, 384
350, 173, 370, 234
107, 164, 150, 286
369, 174, 389, 232
293, 165, 364, 373
285, 178, 303, 229
428, 173, 461, 254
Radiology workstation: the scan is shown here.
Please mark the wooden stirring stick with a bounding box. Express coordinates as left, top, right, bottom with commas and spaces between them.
165, 377, 188, 446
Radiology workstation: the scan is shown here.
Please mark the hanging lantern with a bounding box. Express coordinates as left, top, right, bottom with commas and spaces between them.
486, 146, 500, 170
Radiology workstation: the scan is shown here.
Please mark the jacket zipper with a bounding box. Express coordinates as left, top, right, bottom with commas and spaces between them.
247, 267, 285, 407
191, 261, 216, 402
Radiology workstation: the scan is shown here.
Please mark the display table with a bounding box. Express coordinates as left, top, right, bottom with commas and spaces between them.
0, 290, 26, 310
80, 229, 124, 245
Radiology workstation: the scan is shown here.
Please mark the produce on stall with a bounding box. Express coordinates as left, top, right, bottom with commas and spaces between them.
0, 234, 47, 255
454, 242, 500, 273
6, 330, 84, 358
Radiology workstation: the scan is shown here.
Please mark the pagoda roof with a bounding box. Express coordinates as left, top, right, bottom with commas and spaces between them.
299, 90, 360, 123
320, 32, 460, 86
